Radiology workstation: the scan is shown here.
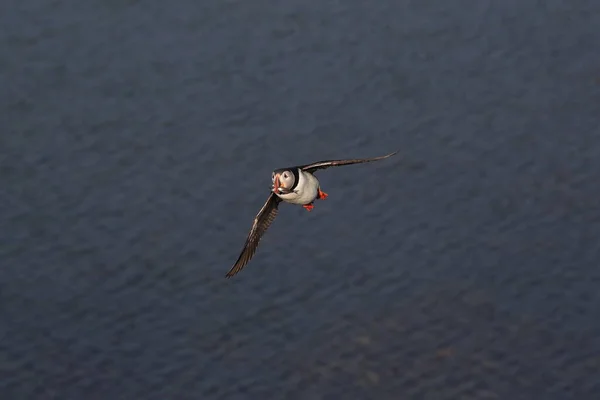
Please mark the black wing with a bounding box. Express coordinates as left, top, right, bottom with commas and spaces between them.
300, 151, 398, 173
225, 193, 282, 278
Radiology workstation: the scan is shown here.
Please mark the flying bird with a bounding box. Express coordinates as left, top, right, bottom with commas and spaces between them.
225, 151, 398, 278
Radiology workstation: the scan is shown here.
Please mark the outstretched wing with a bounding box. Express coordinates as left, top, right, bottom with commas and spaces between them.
300, 151, 398, 173
225, 193, 282, 278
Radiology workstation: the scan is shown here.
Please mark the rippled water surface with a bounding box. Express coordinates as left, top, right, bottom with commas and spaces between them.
2, 0, 600, 398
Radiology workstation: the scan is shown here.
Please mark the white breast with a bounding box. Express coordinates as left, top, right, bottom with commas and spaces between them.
277, 170, 319, 205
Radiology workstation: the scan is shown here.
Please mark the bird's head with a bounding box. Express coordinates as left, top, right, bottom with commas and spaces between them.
272, 169, 295, 194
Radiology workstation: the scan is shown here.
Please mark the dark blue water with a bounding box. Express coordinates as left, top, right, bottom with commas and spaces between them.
2, 0, 600, 398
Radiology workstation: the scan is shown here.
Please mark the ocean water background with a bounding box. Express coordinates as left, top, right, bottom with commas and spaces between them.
2, 0, 600, 398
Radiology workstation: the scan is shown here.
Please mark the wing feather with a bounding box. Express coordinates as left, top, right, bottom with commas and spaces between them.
225, 193, 281, 278
300, 151, 398, 173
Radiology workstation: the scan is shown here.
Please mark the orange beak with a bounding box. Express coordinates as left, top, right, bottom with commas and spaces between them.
273, 174, 281, 193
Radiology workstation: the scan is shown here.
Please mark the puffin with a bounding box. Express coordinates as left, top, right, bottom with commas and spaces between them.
225, 151, 398, 278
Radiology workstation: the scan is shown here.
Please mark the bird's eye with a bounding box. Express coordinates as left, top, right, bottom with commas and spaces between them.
283, 173, 288, 179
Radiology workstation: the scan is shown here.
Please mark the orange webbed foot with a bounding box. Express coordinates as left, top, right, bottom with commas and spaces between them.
303, 203, 314, 212
317, 188, 328, 200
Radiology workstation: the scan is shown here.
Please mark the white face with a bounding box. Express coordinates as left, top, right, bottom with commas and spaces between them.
272, 170, 295, 192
